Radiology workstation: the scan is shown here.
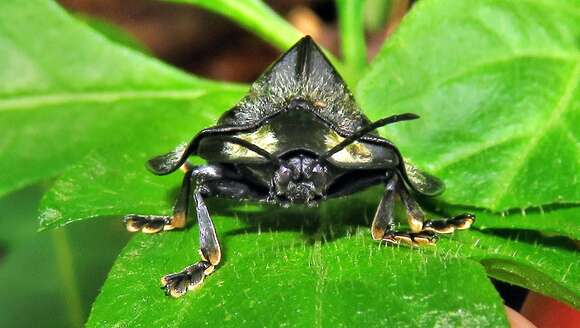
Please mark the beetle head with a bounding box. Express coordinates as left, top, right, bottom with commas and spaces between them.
272, 154, 327, 207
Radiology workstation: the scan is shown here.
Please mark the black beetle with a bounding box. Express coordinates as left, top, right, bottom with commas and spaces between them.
123, 36, 474, 297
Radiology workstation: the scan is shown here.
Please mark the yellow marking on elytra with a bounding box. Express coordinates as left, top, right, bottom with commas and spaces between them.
424, 225, 455, 234
324, 130, 372, 163
188, 279, 204, 290
223, 125, 278, 158
456, 220, 473, 230
198, 249, 207, 261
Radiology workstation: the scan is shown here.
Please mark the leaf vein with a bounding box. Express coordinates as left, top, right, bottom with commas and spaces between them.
0, 89, 211, 111
430, 134, 526, 172
389, 52, 578, 106
489, 60, 580, 209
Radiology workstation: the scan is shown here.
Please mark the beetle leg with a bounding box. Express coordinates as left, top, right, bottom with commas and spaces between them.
398, 178, 426, 233
370, 174, 439, 246
123, 166, 193, 233
160, 178, 269, 297
398, 178, 475, 235
370, 174, 397, 240
381, 230, 439, 246
161, 191, 221, 298
122, 164, 233, 234
421, 214, 475, 234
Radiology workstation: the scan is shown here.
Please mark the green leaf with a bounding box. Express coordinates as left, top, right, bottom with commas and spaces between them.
449, 229, 579, 308
451, 205, 580, 241
357, 0, 580, 211
37, 89, 243, 230
0, 0, 245, 197
337, 0, 368, 82
363, 0, 392, 32
86, 215, 508, 327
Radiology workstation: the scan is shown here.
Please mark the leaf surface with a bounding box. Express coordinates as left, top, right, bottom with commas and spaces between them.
457, 206, 580, 240
357, 0, 580, 211
0, 0, 244, 197
86, 214, 509, 327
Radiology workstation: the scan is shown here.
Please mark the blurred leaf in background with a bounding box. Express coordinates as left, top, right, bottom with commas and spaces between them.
0, 185, 129, 328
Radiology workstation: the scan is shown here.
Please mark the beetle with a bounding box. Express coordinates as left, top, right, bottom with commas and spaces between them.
123, 36, 475, 297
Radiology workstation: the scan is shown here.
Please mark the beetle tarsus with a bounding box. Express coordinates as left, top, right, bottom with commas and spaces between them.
422, 214, 476, 233
382, 230, 439, 246
160, 190, 223, 297
161, 261, 213, 298
123, 214, 171, 233
372, 172, 474, 247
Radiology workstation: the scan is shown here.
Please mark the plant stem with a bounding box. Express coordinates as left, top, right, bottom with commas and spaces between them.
337, 0, 368, 84
52, 229, 84, 328
167, 0, 349, 82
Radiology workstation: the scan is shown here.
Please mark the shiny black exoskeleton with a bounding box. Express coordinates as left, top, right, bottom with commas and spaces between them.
123, 36, 475, 297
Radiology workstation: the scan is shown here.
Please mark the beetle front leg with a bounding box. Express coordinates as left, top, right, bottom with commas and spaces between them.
123, 166, 193, 233
123, 164, 230, 233
161, 191, 221, 298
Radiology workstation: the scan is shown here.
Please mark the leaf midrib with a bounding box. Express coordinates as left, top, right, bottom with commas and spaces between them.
430, 134, 528, 172
0, 87, 246, 111
383, 52, 577, 107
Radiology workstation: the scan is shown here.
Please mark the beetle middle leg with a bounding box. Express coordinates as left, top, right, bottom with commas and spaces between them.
398, 183, 475, 236
371, 174, 439, 246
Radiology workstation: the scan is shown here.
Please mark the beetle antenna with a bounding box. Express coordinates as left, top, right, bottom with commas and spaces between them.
220, 136, 281, 166
321, 113, 419, 160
